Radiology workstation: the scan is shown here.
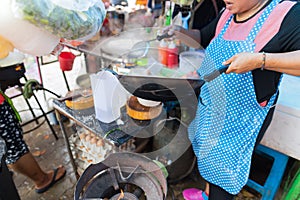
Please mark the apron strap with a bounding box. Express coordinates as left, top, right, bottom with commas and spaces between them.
219, 0, 281, 41
219, 15, 233, 38
246, 0, 282, 42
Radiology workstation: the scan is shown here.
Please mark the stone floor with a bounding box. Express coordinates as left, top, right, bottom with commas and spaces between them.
3, 53, 294, 199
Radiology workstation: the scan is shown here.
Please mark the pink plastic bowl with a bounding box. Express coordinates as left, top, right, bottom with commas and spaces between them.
182, 188, 204, 200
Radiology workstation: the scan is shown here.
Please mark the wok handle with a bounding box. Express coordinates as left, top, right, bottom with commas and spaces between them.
203, 65, 229, 82
218, 65, 229, 74
157, 33, 174, 41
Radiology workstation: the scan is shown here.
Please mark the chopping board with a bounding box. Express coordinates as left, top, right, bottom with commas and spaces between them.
126, 96, 162, 120
65, 89, 94, 110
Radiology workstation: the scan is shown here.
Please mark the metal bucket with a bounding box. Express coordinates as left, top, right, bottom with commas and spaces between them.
151, 118, 196, 183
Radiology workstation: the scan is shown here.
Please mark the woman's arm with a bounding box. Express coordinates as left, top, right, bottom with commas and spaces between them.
166, 11, 221, 49
172, 27, 201, 49
264, 51, 300, 76
223, 51, 300, 76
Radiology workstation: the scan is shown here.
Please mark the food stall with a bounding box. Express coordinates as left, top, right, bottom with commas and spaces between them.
53, 21, 300, 199
1, 0, 300, 199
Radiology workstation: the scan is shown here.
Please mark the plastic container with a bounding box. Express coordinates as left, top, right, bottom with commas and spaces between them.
90, 71, 129, 123
182, 188, 205, 200
179, 50, 205, 73
165, 3, 172, 26
58, 51, 76, 71
167, 41, 178, 69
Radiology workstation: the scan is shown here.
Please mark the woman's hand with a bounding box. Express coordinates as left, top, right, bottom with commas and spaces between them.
181, 71, 200, 79
161, 25, 201, 49
223, 52, 262, 74
0, 35, 14, 59
161, 25, 182, 41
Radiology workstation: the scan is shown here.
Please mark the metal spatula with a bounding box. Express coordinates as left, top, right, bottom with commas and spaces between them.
128, 33, 173, 59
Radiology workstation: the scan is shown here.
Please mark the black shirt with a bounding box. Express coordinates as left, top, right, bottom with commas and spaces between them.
172, 0, 225, 30
200, 1, 300, 103
198, 1, 300, 140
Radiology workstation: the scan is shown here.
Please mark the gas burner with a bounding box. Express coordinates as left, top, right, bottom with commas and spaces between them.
110, 192, 139, 200
74, 152, 167, 200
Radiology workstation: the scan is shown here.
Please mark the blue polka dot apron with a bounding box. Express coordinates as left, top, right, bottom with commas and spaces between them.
188, 0, 281, 194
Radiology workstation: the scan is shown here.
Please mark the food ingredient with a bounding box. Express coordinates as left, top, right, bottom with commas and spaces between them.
14, 0, 106, 40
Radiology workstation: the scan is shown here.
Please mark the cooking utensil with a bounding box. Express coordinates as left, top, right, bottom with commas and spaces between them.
202, 65, 229, 82
128, 33, 173, 59
76, 74, 91, 88
111, 65, 229, 102
116, 75, 203, 101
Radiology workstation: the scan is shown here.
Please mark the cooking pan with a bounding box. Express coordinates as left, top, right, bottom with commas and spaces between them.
107, 65, 228, 102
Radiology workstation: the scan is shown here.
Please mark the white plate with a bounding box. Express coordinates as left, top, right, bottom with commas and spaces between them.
0, 51, 25, 67
100, 38, 142, 56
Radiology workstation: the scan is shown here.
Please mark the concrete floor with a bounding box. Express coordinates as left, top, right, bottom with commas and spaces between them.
4, 53, 291, 199
13, 120, 268, 200
14, 121, 260, 200
14, 122, 77, 200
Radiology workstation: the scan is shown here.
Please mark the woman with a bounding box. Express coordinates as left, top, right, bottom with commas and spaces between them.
167, 0, 300, 199
0, 91, 66, 195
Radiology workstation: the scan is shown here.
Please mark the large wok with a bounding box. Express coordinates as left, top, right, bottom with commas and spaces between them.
107, 65, 227, 102
116, 74, 204, 102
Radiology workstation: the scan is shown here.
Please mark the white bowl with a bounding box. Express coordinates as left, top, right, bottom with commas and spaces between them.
0, 51, 25, 67
137, 97, 161, 107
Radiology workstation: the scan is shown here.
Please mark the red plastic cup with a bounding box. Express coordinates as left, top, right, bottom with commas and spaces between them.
58, 51, 76, 71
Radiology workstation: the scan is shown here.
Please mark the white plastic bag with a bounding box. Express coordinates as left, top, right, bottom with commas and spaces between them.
12, 0, 106, 41
0, 0, 60, 56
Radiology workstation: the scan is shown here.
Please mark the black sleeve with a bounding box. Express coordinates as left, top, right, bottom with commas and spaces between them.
191, 0, 225, 30
262, 2, 300, 53
276, 2, 300, 52
253, 2, 300, 103
199, 12, 222, 48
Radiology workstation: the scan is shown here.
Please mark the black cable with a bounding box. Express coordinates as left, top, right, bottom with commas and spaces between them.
35, 87, 61, 98
18, 108, 47, 134
23, 119, 46, 134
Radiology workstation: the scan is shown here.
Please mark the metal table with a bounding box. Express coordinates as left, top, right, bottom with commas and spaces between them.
53, 99, 164, 178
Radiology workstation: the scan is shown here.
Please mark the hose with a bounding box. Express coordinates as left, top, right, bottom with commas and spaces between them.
23, 79, 41, 99
23, 79, 60, 99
